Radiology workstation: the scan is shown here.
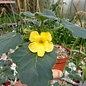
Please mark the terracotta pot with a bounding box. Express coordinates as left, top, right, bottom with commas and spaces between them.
53, 45, 71, 71
53, 57, 69, 71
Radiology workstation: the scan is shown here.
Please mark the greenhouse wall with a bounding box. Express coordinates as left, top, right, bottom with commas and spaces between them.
52, 0, 86, 16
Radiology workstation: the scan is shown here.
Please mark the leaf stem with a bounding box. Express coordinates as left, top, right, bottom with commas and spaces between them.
51, 25, 64, 31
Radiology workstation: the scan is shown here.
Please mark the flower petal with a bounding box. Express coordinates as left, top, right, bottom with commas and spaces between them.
23, 28, 29, 34
29, 31, 40, 42
29, 31, 53, 57
28, 42, 38, 52
44, 41, 54, 52
41, 32, 52, 41
37, 44, 45, 57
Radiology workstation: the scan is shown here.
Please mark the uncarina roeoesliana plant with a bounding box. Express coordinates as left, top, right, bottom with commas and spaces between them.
0, 9, 86, 86
9, 31, 57, 86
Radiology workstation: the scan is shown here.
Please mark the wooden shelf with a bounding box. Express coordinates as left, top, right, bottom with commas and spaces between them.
0, 1, 16, 4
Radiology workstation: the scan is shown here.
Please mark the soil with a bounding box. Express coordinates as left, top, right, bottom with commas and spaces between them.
55, 45, 70, 58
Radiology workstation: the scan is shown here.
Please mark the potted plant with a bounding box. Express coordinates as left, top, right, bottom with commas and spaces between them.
52, 45, 71, 71
0, 9, 86, 86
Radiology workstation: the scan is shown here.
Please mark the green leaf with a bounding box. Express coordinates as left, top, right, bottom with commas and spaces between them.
82, 66, 86, 82
20, 12, 35, 18
43, 9, 56, 17
65, 66, 71, 73
0, 60, 15, 84
35, 9, 58, 21
62, 19, 86, 38
68, 74, 73, 79
28, 20, 39, 26
73, 75, 82, 81
0, 74, 8, 85
35, 12, 49, 21
9, 43, 57, 86
0, 60, 10, 73
0, 32, 21, 55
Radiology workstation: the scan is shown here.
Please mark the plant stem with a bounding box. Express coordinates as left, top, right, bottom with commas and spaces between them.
71, 37, 80, 49
51, 25, 64, 31
72, 0, 82, 27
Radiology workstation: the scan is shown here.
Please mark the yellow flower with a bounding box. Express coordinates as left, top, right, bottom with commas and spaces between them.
23, 28, 29, 34
28, 31, 54, 57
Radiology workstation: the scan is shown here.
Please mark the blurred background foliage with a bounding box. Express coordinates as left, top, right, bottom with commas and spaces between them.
0, 0, 86, 85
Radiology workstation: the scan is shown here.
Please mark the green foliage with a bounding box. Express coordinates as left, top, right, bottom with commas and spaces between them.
21, 9, 57, 21
65, 66, 82, 82
62, 19, 86, 39
82, 66, 86, 83
9, 43, 57, 86
35, 9, 57, 21
0, 9, 86, 86
0, 32, 21, 55
0, 12, 19, 25
0, 60, 16, 85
